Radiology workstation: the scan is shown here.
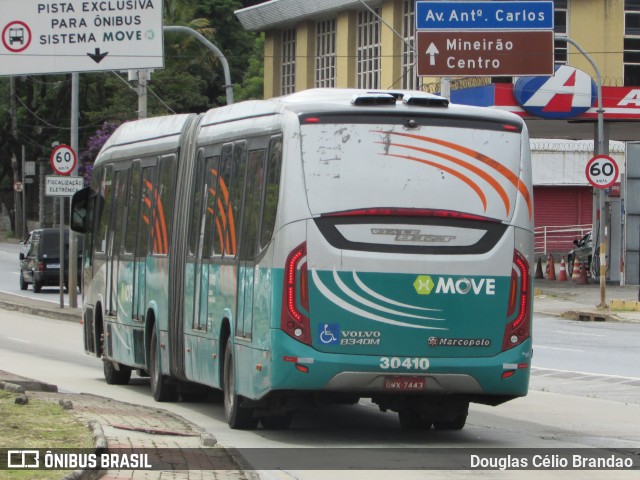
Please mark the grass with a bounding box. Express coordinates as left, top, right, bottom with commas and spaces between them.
0, 390, 94, 479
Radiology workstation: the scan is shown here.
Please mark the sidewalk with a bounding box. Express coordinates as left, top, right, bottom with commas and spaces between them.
2, 279, 640, 479
534, 278, 640, 322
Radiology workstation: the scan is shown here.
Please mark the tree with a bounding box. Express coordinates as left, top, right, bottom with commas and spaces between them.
194, 0, 258, 104
235, 34, 265, 101
78, 122, 117, 187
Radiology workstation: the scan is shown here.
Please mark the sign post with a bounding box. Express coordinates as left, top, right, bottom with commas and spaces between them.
49, 145, 80, 309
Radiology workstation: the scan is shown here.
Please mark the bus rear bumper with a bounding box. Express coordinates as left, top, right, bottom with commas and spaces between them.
271, 332, 532, 398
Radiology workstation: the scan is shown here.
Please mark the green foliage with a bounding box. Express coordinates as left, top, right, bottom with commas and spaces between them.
0, 390, 94, 479
235, 34, 265, 101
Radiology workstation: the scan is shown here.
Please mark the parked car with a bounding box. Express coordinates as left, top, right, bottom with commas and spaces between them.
567, 231, 592, 275
19, 228, 82, 293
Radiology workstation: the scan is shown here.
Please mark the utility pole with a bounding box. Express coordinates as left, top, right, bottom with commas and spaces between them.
10, 77, 23, 239
68, 72, 80, 308
137, 69, 149, 119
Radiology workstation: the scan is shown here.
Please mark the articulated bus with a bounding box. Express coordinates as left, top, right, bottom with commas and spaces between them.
71, 88, 533, 431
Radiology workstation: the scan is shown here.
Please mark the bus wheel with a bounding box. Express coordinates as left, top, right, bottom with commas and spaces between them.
103, 360, 131, 385
433, 414, 467, 431
149, 326, 178, 402
398, 409, 432, 430
223, 338, 258, 430
260, 413, 293, 430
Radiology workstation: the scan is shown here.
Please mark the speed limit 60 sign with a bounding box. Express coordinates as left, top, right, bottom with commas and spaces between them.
50, 144, 77, 176
586, 155, 619, 189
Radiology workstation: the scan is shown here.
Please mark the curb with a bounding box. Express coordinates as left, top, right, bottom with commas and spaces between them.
0, 298, 82, 323
560, 310, 620, 322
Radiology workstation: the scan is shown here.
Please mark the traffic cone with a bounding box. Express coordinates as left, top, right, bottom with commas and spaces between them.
571, 258, 581, 282
534, 257, 544, 279
557, 257, 568, 281
546, 254, 555, 281
577, 261, 589, 284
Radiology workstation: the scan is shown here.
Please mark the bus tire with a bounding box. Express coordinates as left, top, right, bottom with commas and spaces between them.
433, 414, 467, 431
150, 326, 178, 402
223, 338, 258, 430
398, 409, 432, 430
103, 360, 132, 385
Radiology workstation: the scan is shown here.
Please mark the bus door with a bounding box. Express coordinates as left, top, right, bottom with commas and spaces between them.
235, 147, 267, 343
187, 151, 224, 384
184, 151, 207, 380
106, 167, 129, 318
120, 159, 156, 326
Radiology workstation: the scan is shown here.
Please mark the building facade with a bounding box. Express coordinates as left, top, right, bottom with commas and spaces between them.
236, 0, 640, 282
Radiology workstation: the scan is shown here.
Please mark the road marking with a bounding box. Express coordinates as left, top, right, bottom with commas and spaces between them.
532, 366, 640, 382
6, 337, 31, 344
554, 330, 605, 337
533, 345, 584, 352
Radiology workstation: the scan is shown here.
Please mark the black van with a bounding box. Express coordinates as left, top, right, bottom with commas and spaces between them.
19, 228, 82, 293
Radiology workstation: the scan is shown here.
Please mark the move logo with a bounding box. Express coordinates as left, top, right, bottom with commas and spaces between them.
415, 275, 496, 296
413, 275, 435, 294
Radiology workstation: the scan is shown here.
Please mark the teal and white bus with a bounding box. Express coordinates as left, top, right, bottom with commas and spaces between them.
71, 88, 534, 431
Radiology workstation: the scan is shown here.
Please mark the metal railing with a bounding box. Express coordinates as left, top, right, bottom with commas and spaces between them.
534, 224, 592, 256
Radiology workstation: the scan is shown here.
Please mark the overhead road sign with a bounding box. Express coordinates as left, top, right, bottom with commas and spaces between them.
416, 1, 554, 31
46, 176, 84, 196
417, 31, 554, 77
0, 0, 163, 76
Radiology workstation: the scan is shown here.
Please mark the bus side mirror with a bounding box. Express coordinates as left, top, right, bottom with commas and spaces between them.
71, 187, 95, 234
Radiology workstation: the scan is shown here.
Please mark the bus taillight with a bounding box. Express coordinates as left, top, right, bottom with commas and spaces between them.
281, 243, 312, 345
502, 250, 531, 351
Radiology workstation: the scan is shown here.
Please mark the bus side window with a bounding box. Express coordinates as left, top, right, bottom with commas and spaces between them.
95, 165, 113, 254
202, 154, 221, 259
259, 136, 282, 249
152, 155, 177, 255
215, 144, 234, 257
138, 166, 157, 257
240, 149, 266, 260
111, 168, 130, 258
123, 161, 141, 255
229, 141, 247, 258
188, 151, 207, 257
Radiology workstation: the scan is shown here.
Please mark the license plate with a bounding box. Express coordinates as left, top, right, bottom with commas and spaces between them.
47, 263, 60, 269
383, 376, 426, 391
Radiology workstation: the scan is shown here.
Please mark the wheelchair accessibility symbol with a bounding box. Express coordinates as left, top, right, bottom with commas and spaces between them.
319, 323, 340, 344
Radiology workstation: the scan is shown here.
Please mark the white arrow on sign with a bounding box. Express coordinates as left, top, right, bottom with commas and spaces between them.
426, 43, 440, 66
